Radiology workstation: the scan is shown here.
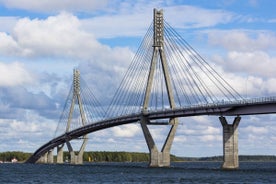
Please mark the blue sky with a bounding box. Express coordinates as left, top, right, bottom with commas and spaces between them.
0, 0, 275, 157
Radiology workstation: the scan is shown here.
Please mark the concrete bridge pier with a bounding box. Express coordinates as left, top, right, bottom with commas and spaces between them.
140, 116, 178, 167
66, 138, 87, 164
37, 150, 53, 164
69, 149, 85, 164
68, 151, 84, 164
38, 152, 48, 163
69, 151, 77, 164
65, 141, 77, 164
57, 144, 64, 163
47, 150, 54, 163
220, 116, 241, 169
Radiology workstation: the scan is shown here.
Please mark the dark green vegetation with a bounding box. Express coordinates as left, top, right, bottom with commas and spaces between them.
63, 151, 182, 162
0, 151, 31, 162
1, 151, 276, 162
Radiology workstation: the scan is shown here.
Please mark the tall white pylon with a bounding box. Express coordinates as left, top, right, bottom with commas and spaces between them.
141, 8, 179, 167
57, 69, 88, 164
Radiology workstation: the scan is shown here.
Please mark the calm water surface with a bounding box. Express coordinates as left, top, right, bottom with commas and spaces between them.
0, 162, 275, 183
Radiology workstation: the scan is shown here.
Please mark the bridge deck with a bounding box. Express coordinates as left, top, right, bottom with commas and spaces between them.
26, 97, 276, 163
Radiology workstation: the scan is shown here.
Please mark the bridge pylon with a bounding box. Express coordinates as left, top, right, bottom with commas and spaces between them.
56, 69, 88, 164
140, 9, 179, 167
220, 116, 241, 169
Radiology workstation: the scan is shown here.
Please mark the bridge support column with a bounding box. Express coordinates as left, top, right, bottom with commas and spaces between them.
69, 152, 84, 165
38, 152, 48, 163
70, 151, 77, 164
66, 138, 87, 165
141, 116, 178, 167
47, 150, 54, 164
76, 152, 84, 164
57, 144, 64, 163
220, 116, 241, 169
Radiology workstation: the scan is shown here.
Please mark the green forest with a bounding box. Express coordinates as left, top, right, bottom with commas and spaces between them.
1, 151, 276, 163
0, 151, 181, 163
0, 151, 31, 162
65, 151, 182, 162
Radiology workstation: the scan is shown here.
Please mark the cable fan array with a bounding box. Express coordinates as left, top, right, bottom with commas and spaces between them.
105, 20, 243, 118
54, 76, 106, 137
54, 16, 244, 128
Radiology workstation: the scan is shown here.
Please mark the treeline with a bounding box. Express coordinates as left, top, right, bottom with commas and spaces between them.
83, 151, 150, 162
0, 151, 182, 162
63, 151, 182, 162
1, 151, 276, 162
0, 151, 32, 162
240, 155, 276, 162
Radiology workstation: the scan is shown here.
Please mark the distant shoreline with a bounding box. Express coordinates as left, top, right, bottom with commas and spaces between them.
1, 151, 276, 163
178, 155, 276, 162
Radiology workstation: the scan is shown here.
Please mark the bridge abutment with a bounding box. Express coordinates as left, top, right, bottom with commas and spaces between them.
220, 116, 240, 169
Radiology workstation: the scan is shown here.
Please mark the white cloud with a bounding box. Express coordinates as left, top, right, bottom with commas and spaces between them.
0, 62, 33, 87
10, 120, 40, 133
1, 0, 236, 37
81, 13, 149, 39
0, 12, 132, 61
226, 51, 276, 78
0, 12, 134, 70
266, 78, 276, 94
204, 126, 220, 135
208, 29, 276, 52
190, 116, 212, 124
199, 135, 221, 142
174, 135, 187, 143
208, 50, 276, 96
0, 12, 134, 99
0, 111, 57, 152
243, 125, 268, 134
205, 29, 276, 97
112, 124, 140, 138
81, 5, 237, 38
177, 117, 221, 137
10, 12, 103, 59
0, 0, 108, 13
0, 16, 19, 33
165, 6, 236, 28
0, 32, 20, 55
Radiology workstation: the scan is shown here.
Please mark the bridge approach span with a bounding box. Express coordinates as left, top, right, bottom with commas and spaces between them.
26, 97, 276, 164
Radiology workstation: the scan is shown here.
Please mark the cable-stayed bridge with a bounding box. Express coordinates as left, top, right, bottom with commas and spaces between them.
26, 9, 276, 169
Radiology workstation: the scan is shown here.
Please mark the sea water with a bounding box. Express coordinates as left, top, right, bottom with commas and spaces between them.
0, 162, 275, 183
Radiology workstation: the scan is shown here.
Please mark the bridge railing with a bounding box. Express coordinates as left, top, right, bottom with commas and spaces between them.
154, 96, 276, 112
216, 96, 276, 107
240, 96, 276, 104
